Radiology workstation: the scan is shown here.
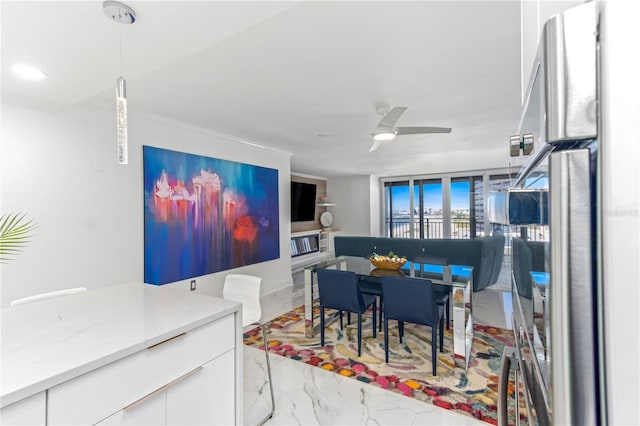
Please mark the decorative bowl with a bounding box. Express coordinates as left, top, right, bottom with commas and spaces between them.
369, 257, 407, 270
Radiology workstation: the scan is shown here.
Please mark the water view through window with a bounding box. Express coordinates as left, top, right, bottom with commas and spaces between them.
383, 171, 546, 248
384, 178, 475, 239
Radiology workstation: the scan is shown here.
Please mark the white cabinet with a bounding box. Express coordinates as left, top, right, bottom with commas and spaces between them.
319, 231, 338, 255
318, 232, 329, 253
97, 390, 166, 426
521, 0, 539, 101
291, 230, 340, 271
166, 350, 235, 426
1, 283, 241, 426
97, 349, 235, 426
0, 392, 45, 425
520, 0, 584, 100
48, 314, 236, 426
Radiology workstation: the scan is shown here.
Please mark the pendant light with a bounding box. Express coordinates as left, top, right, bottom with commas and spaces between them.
103, 1, 136, 165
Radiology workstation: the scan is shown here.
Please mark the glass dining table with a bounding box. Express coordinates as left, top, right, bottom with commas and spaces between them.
303, 255, 474, 370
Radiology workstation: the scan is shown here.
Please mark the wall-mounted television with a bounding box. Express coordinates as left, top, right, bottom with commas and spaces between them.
291, 181, 316, 222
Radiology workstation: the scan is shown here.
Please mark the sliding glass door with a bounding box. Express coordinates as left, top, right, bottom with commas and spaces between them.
415, 179, 443, 238
383, 171, 508, 240
384, 180, 410, 238
450, 177, 471, 239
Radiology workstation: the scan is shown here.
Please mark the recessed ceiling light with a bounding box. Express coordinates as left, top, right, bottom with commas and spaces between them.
12, 64, 48, 81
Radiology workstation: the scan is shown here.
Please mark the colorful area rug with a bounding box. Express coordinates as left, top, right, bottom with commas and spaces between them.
244, 305, 526, 425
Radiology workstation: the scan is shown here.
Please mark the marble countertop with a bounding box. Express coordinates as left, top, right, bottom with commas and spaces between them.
0, 282, 240, 408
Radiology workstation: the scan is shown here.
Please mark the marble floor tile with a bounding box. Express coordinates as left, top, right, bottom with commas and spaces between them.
260, 285, 295, 324
244, 346, 484, 426
244, 345, 285, 425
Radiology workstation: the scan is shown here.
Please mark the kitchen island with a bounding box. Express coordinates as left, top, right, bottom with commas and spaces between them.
1, 282, 242, 425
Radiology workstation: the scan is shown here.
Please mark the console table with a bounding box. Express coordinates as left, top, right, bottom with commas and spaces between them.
0, 282, 242, 425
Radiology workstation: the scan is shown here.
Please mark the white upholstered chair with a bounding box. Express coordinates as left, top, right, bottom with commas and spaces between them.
10, 287, 87, 307
223, 274, 274, 426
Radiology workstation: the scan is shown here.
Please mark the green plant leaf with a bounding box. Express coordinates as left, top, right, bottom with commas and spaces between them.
0, 212, 37, 263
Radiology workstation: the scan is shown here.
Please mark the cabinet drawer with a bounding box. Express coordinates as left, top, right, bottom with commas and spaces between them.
48, 314, 236, 425
166, 349, 235, 425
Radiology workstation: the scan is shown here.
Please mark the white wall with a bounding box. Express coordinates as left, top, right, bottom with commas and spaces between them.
326, 175, 372, 236
368, 175, 381, 236
0, 102, 293, 307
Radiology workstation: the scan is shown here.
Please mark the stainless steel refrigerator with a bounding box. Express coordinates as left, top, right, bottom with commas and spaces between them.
488, 2, 606, 425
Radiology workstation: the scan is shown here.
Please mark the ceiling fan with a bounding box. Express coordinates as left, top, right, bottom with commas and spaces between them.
369, 106, 452, 152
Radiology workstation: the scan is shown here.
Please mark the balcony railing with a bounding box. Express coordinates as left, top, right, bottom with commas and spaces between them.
385, 218, 471, 239
385, 217, 548, 242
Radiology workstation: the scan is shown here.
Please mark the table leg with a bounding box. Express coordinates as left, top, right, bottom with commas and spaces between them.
452, 278, 474, 370
465, 275, 474, 367
452, 286, 465, 369
304, 268, 314, 338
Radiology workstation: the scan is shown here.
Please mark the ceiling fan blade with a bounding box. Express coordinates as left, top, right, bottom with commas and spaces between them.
396, 126, 452, 135
369, 139, 388, 152
377, 106, 407, 128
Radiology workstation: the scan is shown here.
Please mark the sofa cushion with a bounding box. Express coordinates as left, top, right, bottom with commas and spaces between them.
476, 238, 498, 291
527, 241, 548, 272
372, 238, 424, 259
512, 237, 533, 299
488, 235, 506, 285
421, 239, 454, 263
334, 236, 376, 258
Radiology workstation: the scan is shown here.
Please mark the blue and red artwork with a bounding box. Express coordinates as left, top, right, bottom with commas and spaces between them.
143, 146, 280, 285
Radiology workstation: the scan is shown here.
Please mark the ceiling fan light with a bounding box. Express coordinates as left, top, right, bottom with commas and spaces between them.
12, 63, 48, 81
372, 128, 397, 141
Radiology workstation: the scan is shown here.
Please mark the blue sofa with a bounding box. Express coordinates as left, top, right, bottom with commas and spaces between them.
333, 235, 505, 291
512, 238, 548, 298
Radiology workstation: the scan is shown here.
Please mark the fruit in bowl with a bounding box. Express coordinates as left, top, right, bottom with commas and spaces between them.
369, 251, 407, 270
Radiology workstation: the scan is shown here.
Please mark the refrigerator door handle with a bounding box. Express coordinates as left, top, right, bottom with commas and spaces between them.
498, 346, 518, 426
549, 149, 597, 425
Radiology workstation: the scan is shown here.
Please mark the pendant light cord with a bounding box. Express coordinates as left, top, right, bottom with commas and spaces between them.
119, 21, 123, 76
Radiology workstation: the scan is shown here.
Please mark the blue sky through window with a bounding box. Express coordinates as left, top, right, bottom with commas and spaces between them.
391, 181, 469, 211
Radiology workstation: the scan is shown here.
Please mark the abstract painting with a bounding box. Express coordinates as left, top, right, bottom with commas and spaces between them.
143, 146, 280, 285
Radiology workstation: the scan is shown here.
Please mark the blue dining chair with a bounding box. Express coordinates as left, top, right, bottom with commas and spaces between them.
413, 256, 451, 330
358, 276, 383, 332
316, 269, 377, 357
381, 275, 445, 375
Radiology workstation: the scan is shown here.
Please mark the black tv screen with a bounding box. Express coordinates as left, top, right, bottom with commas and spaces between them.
291, 182, 316, 222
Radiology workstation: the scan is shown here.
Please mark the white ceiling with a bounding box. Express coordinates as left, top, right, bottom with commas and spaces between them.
1, 1, 522, 178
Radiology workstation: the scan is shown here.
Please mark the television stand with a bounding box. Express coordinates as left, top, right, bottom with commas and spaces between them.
290, 230, 338, 272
